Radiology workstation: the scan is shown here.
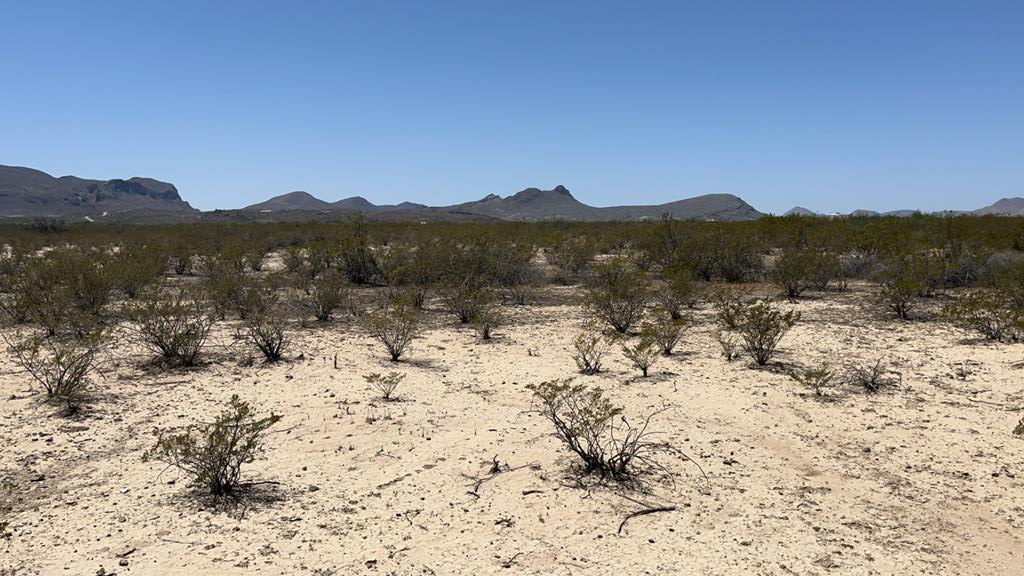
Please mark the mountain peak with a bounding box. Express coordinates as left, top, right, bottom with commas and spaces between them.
244, 190, 330, 211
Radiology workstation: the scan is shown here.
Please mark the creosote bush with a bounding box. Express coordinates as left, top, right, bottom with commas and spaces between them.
647, 317, 686, 355
730, 300, 800, 366
527, 378, 670, 481
128, 288, 214, 366
571, 329, 611, 374
621, 336, 659, 377
657, 268, 701, 319
143, 395, 281, 497
241, 283, 288, 362
584, 257, 648, 333
364, 371, 405, 400
942, 290, 1021, 341
302, 270, 350, 322
791, 362, 835, 396
364, 301, 421, 361
472, 304, 503, 340
5, 328, 104, 414
441, 281, 493, 324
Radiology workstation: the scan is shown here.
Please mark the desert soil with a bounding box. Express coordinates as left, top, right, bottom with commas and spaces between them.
2, 283, 1023, 575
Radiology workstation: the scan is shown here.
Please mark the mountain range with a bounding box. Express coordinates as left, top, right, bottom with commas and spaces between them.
1, 164, 1021, 222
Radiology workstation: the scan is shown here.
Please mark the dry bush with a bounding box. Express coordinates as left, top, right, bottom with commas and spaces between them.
848, 359, 898, 394
4, 328, 104, 414
621, 336, 659, 377
716, 330, 740, 361
143, 395, 281, 497
584, 257, 648, 334
647, 317, 686, 355
364, 371, 405, 400
364, 301, 421, 361
129, 288, 215, 366
791, 362, 835, 396
527, 379, 673, 481
942, 290, 1020, 341
730, 300, 800, 366
571, 329, 611, 374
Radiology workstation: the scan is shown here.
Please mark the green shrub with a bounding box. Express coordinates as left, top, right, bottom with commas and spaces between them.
621, 336, 659, 377
731, 300, 799, 366
656, 267, 701, 319
143, 395, 281, 496
647, 317, 686, 355
364, 371, 405, 401
242, 290, 288, 362
441, 281, 493, 324
128, 288, 215, 366
364, 301, 421, 361
302, 270, 350, 322
584, 257, 648, 334
942, 290, 1021, 341
5, 328, 104, 414
875, 258, 924, 320
571, 329, 611, 374
109, 243, 167, 299
791, 362, 835, 396
527, 379, 671, 481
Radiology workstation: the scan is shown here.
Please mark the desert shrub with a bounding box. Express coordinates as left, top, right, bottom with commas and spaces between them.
364, 301, 421, 361
441, 281, 493, 324
302, 270, 350, 322
716, 330, 740, 361
806, 251, 841, 291
282, 246, 307, 276
772, 247, 814, 300
243, 241, 270, 272
472, 303, 503, 340
109, 243, 167, 299
716, 234, 763, 283
942, 290, 1021, 341
128, 288, 215, 366
243, 300, 288, 363
171, 242, 195, 275
621, 336, 659, 377
657, 267, 701, 319
143, 395, 281, 496
848, 359, 898, 393
546, 237, 596, 282
377, 242, 439, 308
5, 328, 104, 414
791, 362, 835, 396
874, 258, 924, 320
647, 317, 686, 355
584, 257, 648, 334
571, 329, 611, 374
710, 287, 746, 330
202, 257, 252, 319
364, 371, 405, 400
338, 213, 380, 285
730, 300, 799, 366
527, 379, 671, 481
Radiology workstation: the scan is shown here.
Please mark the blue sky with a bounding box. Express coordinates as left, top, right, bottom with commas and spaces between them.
1, 1, 1022, 213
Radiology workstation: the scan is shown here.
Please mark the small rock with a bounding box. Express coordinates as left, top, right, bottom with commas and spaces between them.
30, 473, 45, 482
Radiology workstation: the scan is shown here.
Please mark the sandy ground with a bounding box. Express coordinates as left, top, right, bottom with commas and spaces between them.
1, 282, 1023, 575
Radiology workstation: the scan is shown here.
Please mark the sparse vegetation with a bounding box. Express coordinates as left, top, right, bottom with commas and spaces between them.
942, 290, 1021, 341
5, 328, 105, 414
364, 301, 421, 361
621, 335, 659, 377
584, 257, 648, 333
791, 362, 835, 396
128, 288, 215, 366
527, 379, 672, 481
364, 371, 405, 400
647, 317, 686, 356
571, 328, 611, 374
848, 359, 898, 393
729, 300, 800, 366
143, 395, 281, 497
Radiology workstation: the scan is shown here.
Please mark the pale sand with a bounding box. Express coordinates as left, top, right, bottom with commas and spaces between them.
1, 283, 1022, 575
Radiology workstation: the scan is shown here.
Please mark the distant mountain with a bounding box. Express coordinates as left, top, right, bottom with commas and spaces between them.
0, 164, 196, 218
784, 206, 817, 216
442, 186, 761, 221
238, 185, 761, 221
245, 191, 332, 211
974, 197, 1024, 216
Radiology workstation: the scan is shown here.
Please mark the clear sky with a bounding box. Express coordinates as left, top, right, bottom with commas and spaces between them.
2, 1, 1022, 213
